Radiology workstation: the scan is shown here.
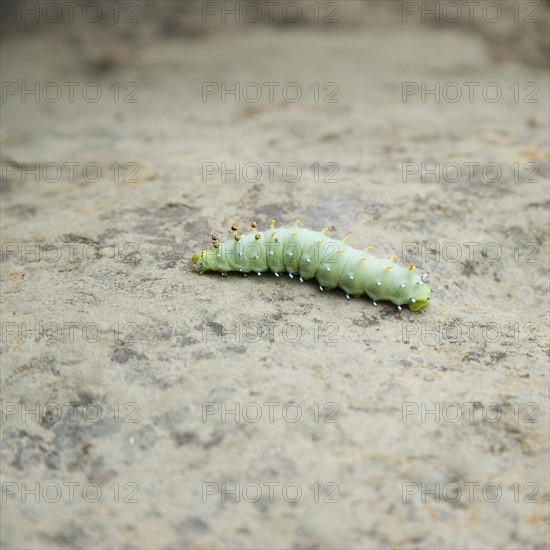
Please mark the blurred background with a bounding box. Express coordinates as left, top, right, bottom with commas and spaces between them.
1, 1, 549, 549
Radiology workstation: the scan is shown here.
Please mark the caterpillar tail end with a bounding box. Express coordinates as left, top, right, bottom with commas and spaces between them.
407, 284, 431, 312
408, 299, 429, 312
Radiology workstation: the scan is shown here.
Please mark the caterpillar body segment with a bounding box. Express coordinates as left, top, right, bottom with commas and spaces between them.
192, 224, 431, 311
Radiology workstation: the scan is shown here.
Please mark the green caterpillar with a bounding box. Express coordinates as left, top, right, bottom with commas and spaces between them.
192, 220, 431, 311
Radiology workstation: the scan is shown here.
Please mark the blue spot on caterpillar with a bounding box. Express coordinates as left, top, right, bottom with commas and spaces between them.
192, 220, 431, 311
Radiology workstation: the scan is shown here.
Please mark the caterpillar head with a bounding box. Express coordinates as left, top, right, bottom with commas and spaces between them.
192, 250, 214, 272
408, 282, 431, 312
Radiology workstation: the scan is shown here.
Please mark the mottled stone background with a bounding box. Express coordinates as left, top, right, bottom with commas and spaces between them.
1, 1, 549, 548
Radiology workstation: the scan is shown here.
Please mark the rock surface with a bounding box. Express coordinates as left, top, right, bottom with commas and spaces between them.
1, 2, 549, 548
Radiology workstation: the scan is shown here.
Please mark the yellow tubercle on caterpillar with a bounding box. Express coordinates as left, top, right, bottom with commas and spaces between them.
391, 255, 398, 261
321, 228, 329, 233
343, 236, 350, 241
270, 219, 276, 227
295, 219, 301, 225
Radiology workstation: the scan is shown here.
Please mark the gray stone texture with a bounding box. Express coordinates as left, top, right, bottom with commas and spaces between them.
1, 1, 549, 548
